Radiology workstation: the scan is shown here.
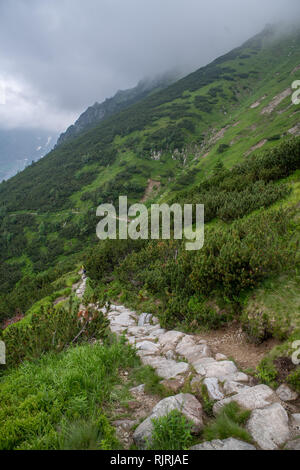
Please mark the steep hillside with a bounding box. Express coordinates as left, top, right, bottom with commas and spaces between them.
56, 72, 178, 146
0, 24, 300, 322
0, 25, 300, 451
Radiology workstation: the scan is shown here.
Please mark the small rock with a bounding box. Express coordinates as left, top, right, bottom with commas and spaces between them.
165, 350, 176, 360
133, 393, 203, 449
213, 384, 278, 414
203, 378, 224, 401
112, 419, 135, 431
130, 384, 145, 395
138, 313, 152, 326
246, 403, 290, 450
276, 384, 298, 402
285, 439, 300, 450
215, 353, 228, 361
190, 438, 256, 451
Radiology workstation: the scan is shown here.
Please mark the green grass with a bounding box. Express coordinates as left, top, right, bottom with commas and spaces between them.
0, 340, 139, 450
129, 365, 168, 397
147, 410, 194, 450
241, 275, 300, 343
202, 402, 252, 443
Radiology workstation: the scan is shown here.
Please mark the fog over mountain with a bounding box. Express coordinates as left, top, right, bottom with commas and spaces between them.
0, 0, 300, 134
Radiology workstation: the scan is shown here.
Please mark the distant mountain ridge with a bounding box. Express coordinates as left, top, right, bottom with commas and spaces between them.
0, 129, 57, 182
56, 72, 179, 146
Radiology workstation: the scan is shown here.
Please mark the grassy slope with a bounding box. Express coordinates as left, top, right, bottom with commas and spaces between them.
0, 25, 299, 327
0, 27, 300, 450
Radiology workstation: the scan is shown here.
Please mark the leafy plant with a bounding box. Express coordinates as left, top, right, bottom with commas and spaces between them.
147, 410, 194, 450
202, 402, 251, 443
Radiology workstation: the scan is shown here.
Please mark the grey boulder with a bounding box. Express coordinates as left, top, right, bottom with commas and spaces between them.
133, 393, 203, 449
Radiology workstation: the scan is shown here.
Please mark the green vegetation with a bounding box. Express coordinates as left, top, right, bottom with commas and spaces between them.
1, 26, 300, 325
0, 26, 300, 450
1, 296, 109, 368
202, 402, 252, 443
0, 340, 139, 450
147, 410, 194, 450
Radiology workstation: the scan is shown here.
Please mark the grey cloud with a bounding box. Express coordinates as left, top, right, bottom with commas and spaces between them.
0, 0, 299, 131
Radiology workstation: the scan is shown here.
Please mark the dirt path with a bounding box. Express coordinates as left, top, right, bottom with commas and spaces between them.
141, 179, 161, 203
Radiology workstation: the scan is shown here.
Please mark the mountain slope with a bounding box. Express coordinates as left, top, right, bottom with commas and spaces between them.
56, 72, 178, 146
1, 25, 300, 213
0, 24, 300, 321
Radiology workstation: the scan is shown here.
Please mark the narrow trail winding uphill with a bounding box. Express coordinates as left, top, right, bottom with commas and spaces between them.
76, 274, 300, 450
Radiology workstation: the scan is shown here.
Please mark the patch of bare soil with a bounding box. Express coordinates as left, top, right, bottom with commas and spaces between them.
274, 357, 297, 383
261, 88, 291, 115
1, 312, 24, 330
245, 139, 268, 157
141, 179, 161, 203
288, 123, 300, 136
208, 126, 230, 146
291, 64, 300, 74
111, 385, 161, 449
196, 324, 280, 371
250, 95, 267, 109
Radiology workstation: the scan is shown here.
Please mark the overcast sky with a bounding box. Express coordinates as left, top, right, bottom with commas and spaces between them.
0, 0, 299, 133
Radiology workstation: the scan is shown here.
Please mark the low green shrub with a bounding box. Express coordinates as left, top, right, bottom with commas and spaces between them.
147, 410, 194, 450
2, 296, 109, 367
202, 402, 251, 443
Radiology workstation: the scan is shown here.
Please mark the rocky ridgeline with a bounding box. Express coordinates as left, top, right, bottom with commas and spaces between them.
77, 275, 300, 450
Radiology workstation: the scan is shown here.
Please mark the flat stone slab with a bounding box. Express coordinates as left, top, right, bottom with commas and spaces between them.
158, 331, 185, 347
141, 356, 189, 379
133, 393, 203, 449
190, 438, 256, 451
194, 360, 238, 379
176, 336, 210, 363
213, 384, 278, 414
136, 341, 160, 354
110, 312, 137, 327
247, 403, 290, 450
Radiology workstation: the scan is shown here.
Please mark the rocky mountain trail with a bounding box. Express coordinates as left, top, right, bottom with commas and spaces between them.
78, 273, 299, 450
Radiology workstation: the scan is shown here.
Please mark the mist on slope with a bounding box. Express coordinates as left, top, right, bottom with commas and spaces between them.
0, 0, 300, 133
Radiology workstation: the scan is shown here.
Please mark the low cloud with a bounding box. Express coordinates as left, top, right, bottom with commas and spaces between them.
0, 0, 299, 132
